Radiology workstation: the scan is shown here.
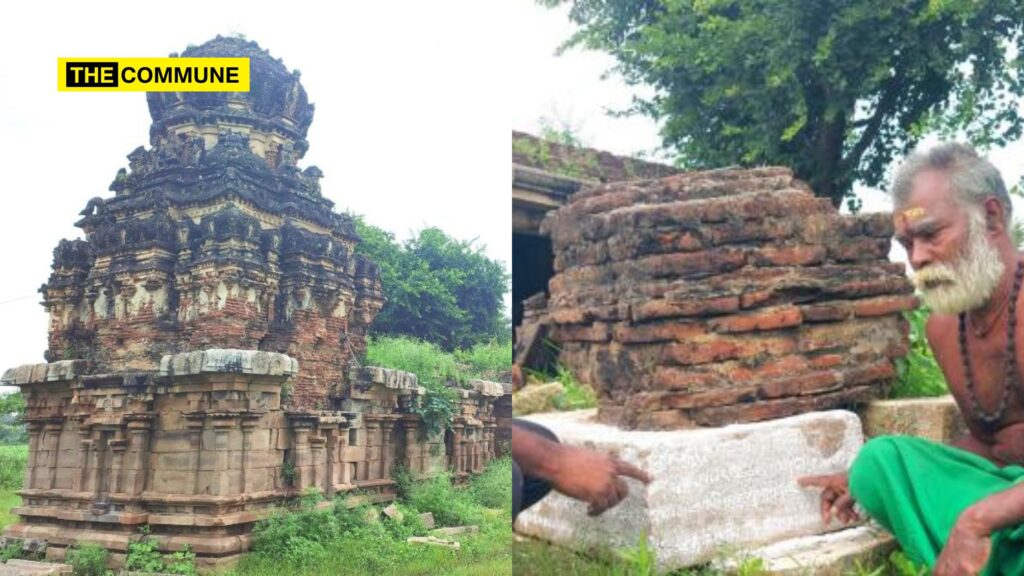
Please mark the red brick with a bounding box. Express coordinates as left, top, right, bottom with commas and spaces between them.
652, 366, 723, 391
842, 361, 896, 385
800, 302, 851, 323
750, 245, 826, 267
808, 354, 845, 369
614, 321, 706, 344
852, 295, 919, 318
662, 386, 759, 409
632, 296, 740, 321
550, 323, 611, 343
709, 306, 803, 333
758, 370, 842, 398
661, 335, 796, 366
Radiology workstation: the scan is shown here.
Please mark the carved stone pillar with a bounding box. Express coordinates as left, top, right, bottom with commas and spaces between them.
44, 420, 62, 490
293, 423, 312, 487
124, 415, 152, 496
184, 412, 206, 495
211, 415, 237, 497
364, 421, 379, 481
402, 416, 418, 473
110, 433, 127, 494
380, 419, 393, 480
451, 425, 463, 474
310, 434, 325, 491
240, 413, 261, 494
26, 421, 42, 490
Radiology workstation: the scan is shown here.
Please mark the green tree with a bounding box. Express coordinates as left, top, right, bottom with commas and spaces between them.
0, 391, 26, 445
543, 0, 1024, 207
354, 217, 509, 351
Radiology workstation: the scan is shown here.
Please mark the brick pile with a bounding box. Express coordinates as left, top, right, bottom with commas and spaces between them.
540, 167, 916, 429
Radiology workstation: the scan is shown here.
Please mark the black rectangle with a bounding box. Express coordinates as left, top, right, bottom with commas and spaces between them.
65, 62, 119, 87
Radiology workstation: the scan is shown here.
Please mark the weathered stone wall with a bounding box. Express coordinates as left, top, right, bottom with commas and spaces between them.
3, 354, 503, 568
541, 167, 916, 429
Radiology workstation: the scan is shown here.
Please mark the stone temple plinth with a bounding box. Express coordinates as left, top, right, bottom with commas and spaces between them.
536, 167, 917, 429
2, 36, 506, 569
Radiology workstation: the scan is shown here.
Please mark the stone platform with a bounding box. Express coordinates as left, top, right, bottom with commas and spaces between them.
514, 409, 864, 570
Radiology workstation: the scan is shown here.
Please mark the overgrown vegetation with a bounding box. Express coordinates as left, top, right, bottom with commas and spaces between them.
365, 336, 511, 436
65, 543, 112, 576
0, 444, 26, 492
228, 457, 513, 575
513, 536, 928, 575
354, 217, 510, 351
890, 306, 948, 398
512, 117, 604, 180
523, 361, 599, 412
108, 525, 199, 575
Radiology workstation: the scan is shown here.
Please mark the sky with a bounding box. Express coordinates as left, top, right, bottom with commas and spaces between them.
0, 2, 512, 374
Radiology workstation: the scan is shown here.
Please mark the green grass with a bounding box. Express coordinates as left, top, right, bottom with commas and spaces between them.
0, 444, 27, 490
0, 489, 19, 531
0, 444, 26, 531
513, 538, 928, 576
219, 457, 512, 576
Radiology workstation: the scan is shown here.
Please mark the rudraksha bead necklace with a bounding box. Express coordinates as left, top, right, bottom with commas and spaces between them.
958, 258, 1024, 425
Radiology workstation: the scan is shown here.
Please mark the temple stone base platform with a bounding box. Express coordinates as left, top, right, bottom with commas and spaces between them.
514, 409, 864, 570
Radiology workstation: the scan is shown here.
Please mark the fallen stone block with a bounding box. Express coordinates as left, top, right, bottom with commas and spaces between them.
382, 504, 404, 523
513, 383, 564, 415
419, 513, 435, 530
431, 525, 479, 536
514, 409, 863, 571
860, 395, 966, 443
407, 536, 460, 550
1, 559, 72, 575
714, 525, 897, 575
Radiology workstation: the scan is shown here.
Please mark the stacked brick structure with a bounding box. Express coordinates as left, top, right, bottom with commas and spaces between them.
538, 167, 916, 429
2, 36, 506, 568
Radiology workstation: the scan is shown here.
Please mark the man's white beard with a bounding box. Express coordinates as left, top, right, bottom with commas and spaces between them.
913, 209, 1005, 314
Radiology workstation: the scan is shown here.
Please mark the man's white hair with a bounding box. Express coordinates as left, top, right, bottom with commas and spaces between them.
892, 142, 1012, 227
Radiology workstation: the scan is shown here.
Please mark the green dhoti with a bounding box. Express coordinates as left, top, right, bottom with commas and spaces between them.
849, 436, 1024, 575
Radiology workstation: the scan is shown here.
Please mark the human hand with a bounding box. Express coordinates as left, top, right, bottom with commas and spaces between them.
935, 512, 992, 576
550, 444, 653, 516
797, 472, 859, 525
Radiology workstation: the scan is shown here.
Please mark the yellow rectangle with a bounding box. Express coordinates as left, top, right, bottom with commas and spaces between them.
58, 58, 250, 92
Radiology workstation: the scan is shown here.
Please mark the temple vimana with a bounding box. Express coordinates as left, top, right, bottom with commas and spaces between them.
1, 36, 508, 568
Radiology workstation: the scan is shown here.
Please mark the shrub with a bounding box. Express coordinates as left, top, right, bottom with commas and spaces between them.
66, 543, 110, 576
891, 306, 948, 398
455, 340, 512, 383
124, 527, 163, 573
163, 545, 197, 576
471, 457, 512, 510
407, 471, 483, 527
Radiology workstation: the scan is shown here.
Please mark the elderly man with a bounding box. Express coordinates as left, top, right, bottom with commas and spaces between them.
801, 143, 1024, 575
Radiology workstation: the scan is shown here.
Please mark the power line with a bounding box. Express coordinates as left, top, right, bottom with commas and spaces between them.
0, 295, 38, 306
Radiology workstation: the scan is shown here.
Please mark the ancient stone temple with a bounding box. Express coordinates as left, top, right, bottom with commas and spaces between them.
533, 167, 917, 428
2, 36, 505, 568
